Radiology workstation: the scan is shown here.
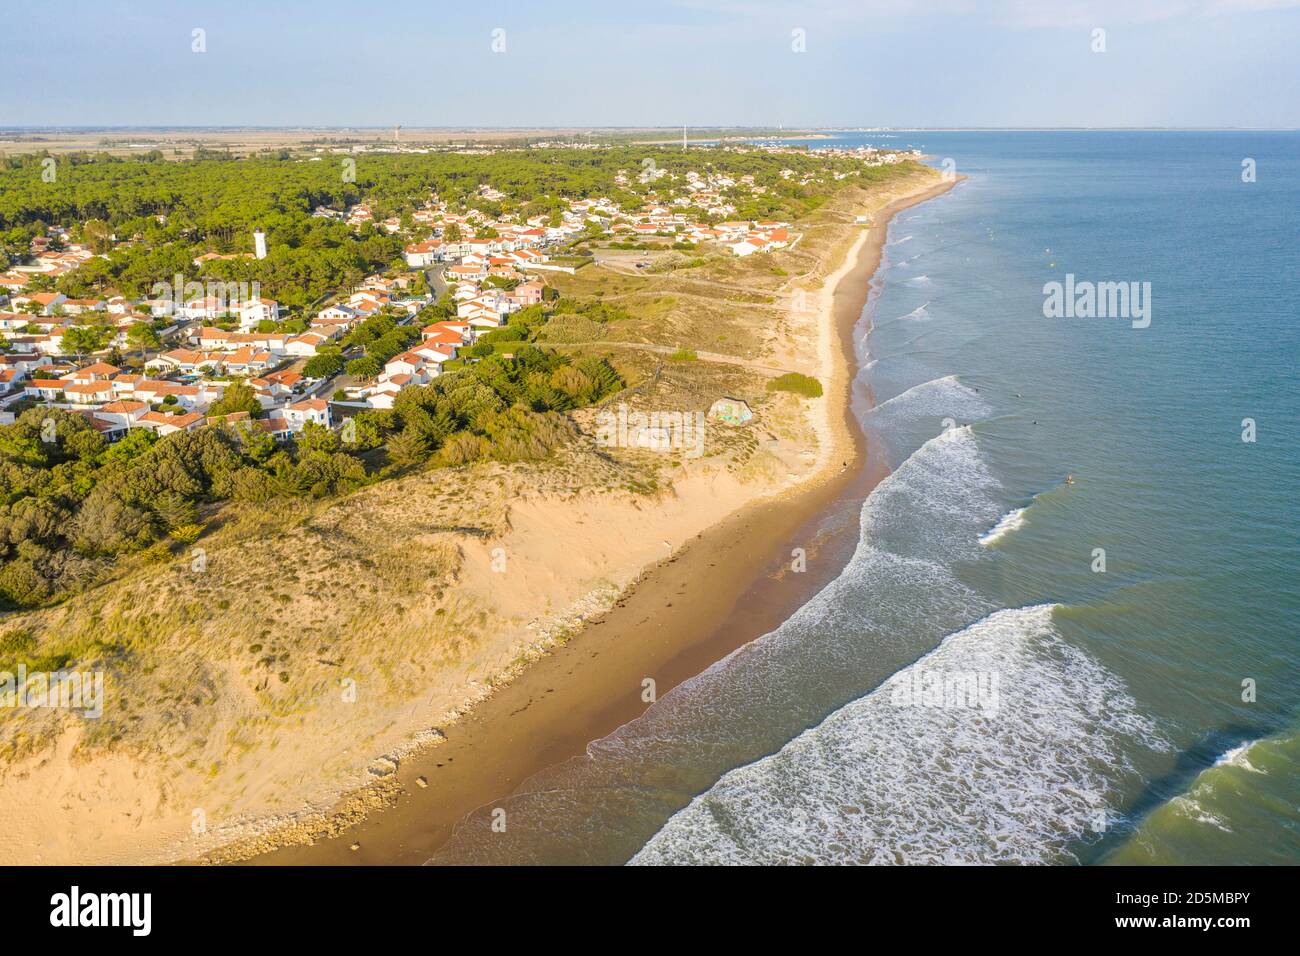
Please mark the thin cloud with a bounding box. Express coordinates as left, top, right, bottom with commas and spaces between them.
998, 0, 1300, 27
671, 0, 1300, 28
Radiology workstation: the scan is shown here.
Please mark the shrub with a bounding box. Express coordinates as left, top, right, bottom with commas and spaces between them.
168, 522, 205, 544
480, 325, 527, 344
439, 431, 489, 466
0, 627, 36, 668
767, 372, 823, 398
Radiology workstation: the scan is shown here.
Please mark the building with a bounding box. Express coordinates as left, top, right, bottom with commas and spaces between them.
709, 397, 753, 424
278, 398, 331, 432
237, 297, 280, 330
404, 239, 444, 268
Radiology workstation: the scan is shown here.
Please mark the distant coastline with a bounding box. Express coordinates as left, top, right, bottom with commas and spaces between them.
0, 127, 833, 158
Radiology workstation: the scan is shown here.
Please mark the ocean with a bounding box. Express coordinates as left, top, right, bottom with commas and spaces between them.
429, 131, 1300, 865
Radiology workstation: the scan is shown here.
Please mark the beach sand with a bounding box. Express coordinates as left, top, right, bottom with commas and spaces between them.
251, 175, 959, 865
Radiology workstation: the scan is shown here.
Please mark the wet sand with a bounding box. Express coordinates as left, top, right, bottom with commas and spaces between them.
253, 177, 957, 865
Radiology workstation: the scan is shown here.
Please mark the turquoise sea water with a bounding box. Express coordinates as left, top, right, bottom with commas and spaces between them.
431, 132, 1299, 865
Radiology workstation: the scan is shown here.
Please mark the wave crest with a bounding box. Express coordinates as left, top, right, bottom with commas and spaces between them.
632, 606, 1168, 866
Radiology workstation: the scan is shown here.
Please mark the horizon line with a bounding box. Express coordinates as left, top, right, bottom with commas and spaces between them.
3, 126, 1299, 134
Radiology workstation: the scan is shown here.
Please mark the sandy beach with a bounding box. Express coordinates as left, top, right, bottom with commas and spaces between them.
252, 175, 959, 865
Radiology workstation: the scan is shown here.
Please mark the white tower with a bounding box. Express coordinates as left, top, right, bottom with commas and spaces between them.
253, 228, 267, 260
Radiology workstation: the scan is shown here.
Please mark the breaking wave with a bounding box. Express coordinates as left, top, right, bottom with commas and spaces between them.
979, 506, 1027, 547
891, 302, 930, 322
1106, 728, 1299, 863
1213, 739, 1266, 772
632, 605, 1168, 865
865, 375, 992, 469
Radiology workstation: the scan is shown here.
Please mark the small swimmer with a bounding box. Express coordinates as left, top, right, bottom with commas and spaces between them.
1066, 474, 1074, 485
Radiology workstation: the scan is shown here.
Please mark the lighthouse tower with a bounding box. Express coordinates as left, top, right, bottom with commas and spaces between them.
253, 228, 267, 260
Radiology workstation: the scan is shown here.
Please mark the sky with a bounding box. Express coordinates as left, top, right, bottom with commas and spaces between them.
1, 0, 1298, 129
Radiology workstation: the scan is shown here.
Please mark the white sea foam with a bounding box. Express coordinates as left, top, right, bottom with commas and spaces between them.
631, 605, 1168, 865
868, 374, 989, 420
979, 506, 1028, 547
1213, 740, 1265, 773
898, 255, 926, 269
1170, 796, 1234, 833
891, 301, 929, 322
904, 274, 932, 286
866, 375, 992, 469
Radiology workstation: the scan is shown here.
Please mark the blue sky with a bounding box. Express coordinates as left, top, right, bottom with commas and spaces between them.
2, 0, 1297, 128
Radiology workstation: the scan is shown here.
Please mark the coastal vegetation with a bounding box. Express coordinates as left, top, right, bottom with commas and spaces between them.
767, 372, 823, 398
0, 340, 621, 610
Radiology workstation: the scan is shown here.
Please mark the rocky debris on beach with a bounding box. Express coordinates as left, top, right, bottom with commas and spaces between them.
197, 777, 403, 864
367, 756, 400, 778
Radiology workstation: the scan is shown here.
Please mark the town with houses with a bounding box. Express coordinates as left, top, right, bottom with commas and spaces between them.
0, 142, 916, 445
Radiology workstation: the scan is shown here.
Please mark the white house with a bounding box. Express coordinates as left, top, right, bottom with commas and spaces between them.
182, 296, 229, 321
279, 398, 331, 432
730, 237, 768, 257
317, 303, 360, 324
284, 331, 330, 357
237, 297, 280, 330
95, 399, 150, 429
409, 342, 456, 364
404, 239, 444, 268
12, 292, 66, 315
135, 410, 205, 436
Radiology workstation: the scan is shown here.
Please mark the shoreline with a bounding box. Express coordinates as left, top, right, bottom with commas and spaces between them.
247, 174, 959, 865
